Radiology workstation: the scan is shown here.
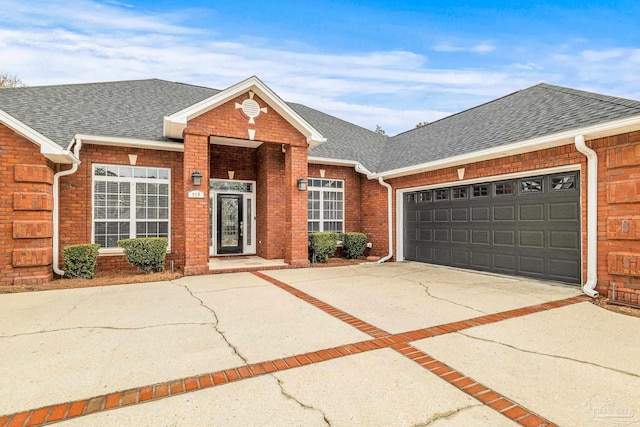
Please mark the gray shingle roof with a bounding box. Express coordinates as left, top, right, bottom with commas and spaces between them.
2, 80, 640, 174
381, 83, 640, 172
0, 79, 219, 147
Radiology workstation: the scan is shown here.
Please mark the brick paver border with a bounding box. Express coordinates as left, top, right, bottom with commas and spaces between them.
0, 272, 588, 427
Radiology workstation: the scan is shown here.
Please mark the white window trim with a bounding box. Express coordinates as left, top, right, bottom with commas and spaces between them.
308, 178, 345, 233
92, 164, 171, 254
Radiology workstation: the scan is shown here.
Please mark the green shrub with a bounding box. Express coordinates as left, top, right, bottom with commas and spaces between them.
308, 232, 338, 263
63, 243, 100, 279
118, 237, 168, 273
342, 232, 367, 259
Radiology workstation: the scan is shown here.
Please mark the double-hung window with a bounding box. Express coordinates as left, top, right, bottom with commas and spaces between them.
308, 178, 344, 233
93, 164, 170, 249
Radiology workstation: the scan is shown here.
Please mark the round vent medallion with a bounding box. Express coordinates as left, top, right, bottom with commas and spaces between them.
241, 98, 261, 119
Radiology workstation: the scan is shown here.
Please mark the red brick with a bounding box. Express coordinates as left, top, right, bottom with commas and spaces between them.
104, 392, 121, 409
46, 403, 69, 421
154, 384, 169, 398
139, 386, 154, 401
7, 412, 29, 427
26, 407, 50, 426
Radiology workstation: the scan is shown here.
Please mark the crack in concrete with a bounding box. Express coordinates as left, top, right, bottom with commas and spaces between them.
412, 404, 481, 426
272, 374, 332, 426
40, 290, 98, 331
192, 284, 270, 294
0, 322, 219, 339
174, 281, 250, 365
400, 276, 487, 315
457, 331, 640, 379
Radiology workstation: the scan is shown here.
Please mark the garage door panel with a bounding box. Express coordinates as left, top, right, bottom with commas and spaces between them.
451, 208, 468, 222
451, 249, 469, 266
434, 209, 449, 222
549, 202, 579, 221
519, 255, 546, 276
434, 247, 451, 263
403, 171, 581, 283
451, 229, 469, 243
418, 210, 433, 222
519, 203, 545, 221
493, 253, 516, 273
493, 205, 515, 221
494, 229, 516, 246
470, 251, 491, 269
418, 228, 433, 241
471, 229, 490, 245
471, 206, 490, 221
520, 230, 545, 248
549, 258, 581, 281
549, 230, 580, 250
434, 229, 449, 242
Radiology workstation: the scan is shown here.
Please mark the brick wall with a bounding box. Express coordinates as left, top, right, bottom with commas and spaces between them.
591, 131, 640, 302
0, 124, 55, 286
210, 145, 256, 181
186, 90, 309, 268
308, 164, 363, 234
58, 144, 185, 274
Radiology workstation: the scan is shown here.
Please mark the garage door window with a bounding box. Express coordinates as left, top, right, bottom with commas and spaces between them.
551, 173, 577, 190
521, 178, 543, 193
435, 189, 449, 201
495, 181, 515, 196
473, 184, 490, 198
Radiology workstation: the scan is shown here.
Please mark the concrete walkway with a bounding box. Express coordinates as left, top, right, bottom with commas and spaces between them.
0, 263, 639, 426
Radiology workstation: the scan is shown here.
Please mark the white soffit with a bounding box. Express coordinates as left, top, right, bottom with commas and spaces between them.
75, 134, 185, 151
210, 135, 263, 148
163, 76, 326, 147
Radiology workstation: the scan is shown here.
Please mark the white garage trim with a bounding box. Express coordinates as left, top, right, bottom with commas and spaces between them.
395, 164, 582, 263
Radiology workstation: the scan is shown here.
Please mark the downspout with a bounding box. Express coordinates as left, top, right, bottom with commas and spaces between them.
354, 163, 393, 263
53, 138, 82, 276
574, 135, 598, 297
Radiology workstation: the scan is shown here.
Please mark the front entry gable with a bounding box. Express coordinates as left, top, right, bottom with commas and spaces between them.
164, 76, 325, 147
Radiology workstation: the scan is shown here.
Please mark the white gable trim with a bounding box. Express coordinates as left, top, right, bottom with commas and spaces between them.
74, 134, 185, 152
163, 76, 326, 147
0, 109, 76, 164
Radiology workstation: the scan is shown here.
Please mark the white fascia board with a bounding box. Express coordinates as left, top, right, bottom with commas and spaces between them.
163, 76, 326, 146
377, 114, 640, 179
75, 134, 185, 152
0, 109, 76, 163
308, 156, 361, 167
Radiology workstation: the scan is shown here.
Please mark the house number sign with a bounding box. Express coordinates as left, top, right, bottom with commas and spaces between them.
187, 190, 205, 199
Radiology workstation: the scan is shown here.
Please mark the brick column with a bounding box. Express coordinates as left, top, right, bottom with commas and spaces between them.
284, 145, 310, 267
183, 132, 210, 275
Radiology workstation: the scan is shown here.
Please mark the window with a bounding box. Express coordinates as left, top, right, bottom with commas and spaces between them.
472, 184, 489, 198
494, 181, 515, 196
520, 178, 543, 193
434, 189, 449, 201
93, 165, 170, 249
551, 174, 576, 190
308, 179, 344, 233
418, 191, 431, 203
405, 193, 417, 203
452, 186, 468, 199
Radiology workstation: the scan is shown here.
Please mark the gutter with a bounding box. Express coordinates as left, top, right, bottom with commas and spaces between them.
52, 138, 82, 276
574, 135, 599, 297
352, 163, 393, 264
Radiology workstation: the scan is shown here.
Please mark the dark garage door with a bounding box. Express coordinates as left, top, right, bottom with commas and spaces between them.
403, 172, 581, 283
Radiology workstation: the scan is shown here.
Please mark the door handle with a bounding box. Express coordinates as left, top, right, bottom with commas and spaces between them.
240, 221, 243, 237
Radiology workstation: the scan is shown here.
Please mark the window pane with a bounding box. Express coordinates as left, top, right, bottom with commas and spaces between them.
521, 179, 543, 193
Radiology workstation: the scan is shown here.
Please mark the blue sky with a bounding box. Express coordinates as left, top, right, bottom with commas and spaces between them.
1, 0, 639, 135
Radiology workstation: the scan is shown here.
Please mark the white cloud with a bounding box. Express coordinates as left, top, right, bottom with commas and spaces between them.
2, 0, 640, 134
433, 42, 496, 53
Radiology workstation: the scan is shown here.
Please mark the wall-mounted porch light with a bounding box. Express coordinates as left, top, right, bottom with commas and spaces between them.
297, 178, 307, 191
191, 171, 202, 186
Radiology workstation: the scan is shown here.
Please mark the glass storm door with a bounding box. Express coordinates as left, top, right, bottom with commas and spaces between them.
217, 194, 243, 254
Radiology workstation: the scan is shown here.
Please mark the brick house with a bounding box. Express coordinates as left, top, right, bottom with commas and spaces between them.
1, 76, 640, 301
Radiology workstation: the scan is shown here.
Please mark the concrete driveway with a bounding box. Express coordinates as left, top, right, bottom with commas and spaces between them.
1, 262, 639, 426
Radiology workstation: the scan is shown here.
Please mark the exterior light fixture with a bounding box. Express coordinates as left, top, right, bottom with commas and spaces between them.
191, 171, 202, 186
297, 178, 307, 191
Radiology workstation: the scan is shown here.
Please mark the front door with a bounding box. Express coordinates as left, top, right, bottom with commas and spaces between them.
217, 194, 243, 254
